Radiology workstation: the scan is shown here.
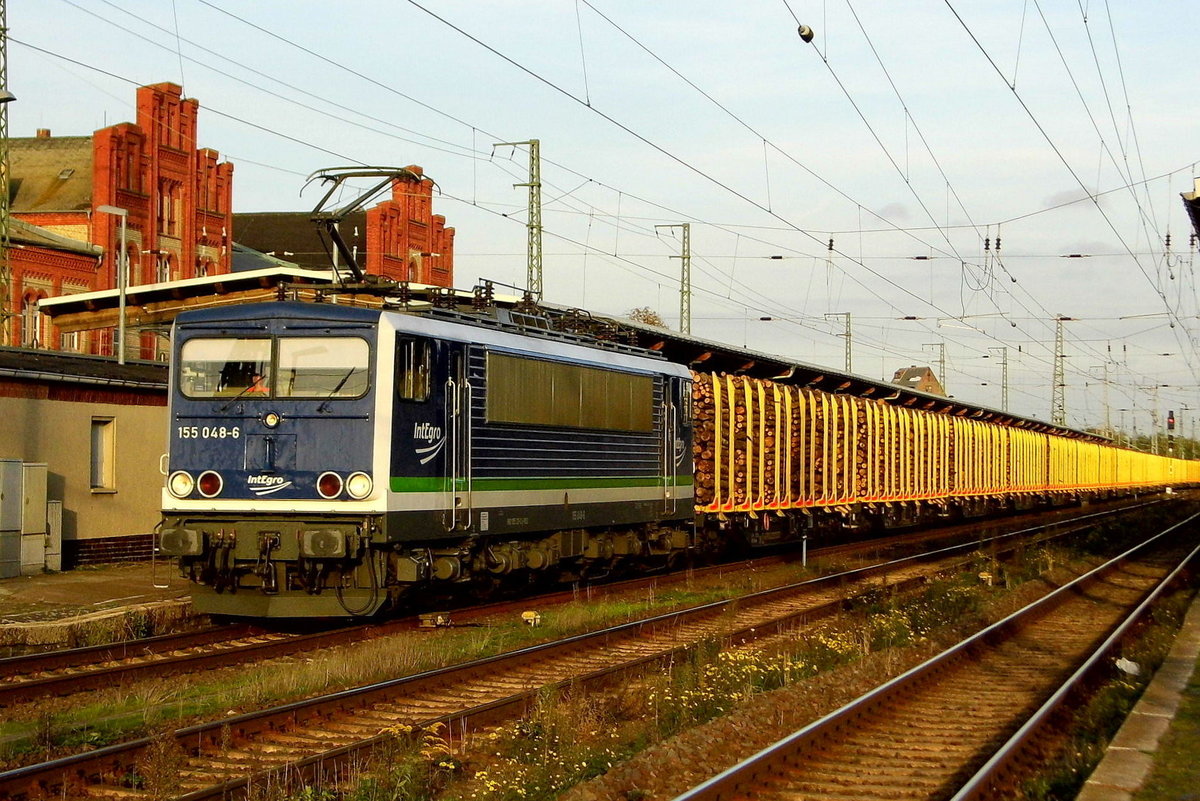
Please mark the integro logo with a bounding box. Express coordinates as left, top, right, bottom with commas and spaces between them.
247, 474, 293, 496
413, 422, 446, 465
413, 422, 442, 442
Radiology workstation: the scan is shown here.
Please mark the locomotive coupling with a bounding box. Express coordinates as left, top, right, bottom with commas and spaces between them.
300, 528, 350, 559
159, 526, 202, 556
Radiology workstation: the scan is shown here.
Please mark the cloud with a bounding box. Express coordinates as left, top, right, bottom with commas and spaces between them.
876, 202, 911, 222
1042, 188, 1106, 211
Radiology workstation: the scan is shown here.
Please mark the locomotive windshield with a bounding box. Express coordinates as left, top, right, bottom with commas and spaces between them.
178, 336, 370, 399
276, 337, 370, 398
179, 338, 272, 398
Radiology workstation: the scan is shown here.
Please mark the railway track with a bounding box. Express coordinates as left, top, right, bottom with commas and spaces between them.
0, 498, 1156, 710
668, 511, 1200, 801
0, 500, 1168, 800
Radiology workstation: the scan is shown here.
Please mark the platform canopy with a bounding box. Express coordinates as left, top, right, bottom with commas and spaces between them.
36, 266, 476, 333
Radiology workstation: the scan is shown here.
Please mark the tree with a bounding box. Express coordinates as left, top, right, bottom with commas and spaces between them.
628, 307, 666, 327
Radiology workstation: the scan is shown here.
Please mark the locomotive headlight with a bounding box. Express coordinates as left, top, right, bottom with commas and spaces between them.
168, 470, 195, 498
346, 472, 373, 499
317, 471, 344, 499
197, 470, 224, 498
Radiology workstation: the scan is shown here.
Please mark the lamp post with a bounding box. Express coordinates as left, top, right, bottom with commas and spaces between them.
96, 205, 127, 364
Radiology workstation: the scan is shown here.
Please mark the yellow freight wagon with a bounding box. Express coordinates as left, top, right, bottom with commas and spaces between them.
694, 371, 1198, 516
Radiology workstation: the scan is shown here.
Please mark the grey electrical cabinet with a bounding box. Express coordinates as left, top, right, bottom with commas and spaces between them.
45, 500, 63, 573
0, 461, 50, 577
0, 459, 21, 578
20, 463, 47, 575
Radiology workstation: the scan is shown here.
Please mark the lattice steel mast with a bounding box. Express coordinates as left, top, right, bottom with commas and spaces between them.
0, 0, 12, 346
923, 341, 947, 396
495, 139, 542, 301
988, 346, 1009, 412
655, 223, 691, 335
1051, 316, 1073, 426
825, 312, 852, 373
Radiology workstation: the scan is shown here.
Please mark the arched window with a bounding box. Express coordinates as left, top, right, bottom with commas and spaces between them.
19, 291, 46, 348
156, 252, 171, 283
123, 244, 138, 288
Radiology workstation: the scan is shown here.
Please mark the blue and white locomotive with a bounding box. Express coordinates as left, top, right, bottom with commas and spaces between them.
158, 301, 694, 617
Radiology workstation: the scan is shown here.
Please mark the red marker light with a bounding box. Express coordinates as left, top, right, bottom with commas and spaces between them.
317, 472, 343, 499
197, 471, 223, 498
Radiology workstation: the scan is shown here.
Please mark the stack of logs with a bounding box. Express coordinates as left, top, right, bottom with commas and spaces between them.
947, 418, 957, 493
854, 400, 869, 498
692, 371, 954, 509
694, 371, 853, 510
692, 372, 718, 507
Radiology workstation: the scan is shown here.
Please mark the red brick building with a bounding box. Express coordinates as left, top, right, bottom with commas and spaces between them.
365, 166, 454, 285
234, 165, 455, 287
9, 219, 103, 351
8, 82, 234, 356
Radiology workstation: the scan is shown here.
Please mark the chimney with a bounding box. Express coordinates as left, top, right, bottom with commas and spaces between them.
36, 128, 51, 138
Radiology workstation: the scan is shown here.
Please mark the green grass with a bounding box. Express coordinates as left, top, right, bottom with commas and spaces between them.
0, 578, 767, 765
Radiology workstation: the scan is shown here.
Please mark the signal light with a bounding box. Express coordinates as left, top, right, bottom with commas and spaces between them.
197, 471, 223, 498
1167, 411, 1175, 431
317, 471, 344, 499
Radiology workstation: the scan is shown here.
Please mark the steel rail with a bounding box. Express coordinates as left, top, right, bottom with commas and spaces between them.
667, 509, 1200, 801
1, 498, 1151, 708
0, 625, 259, 677
950, 528, 1200, 800
165, 518, 1105, 801
0, 500, 1166, 800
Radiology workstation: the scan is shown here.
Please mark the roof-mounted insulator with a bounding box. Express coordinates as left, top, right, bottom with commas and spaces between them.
472, 282, 495, 311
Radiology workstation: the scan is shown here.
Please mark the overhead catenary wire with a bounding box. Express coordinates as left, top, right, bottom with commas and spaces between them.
19, 1, 1191, 426
147, 0, 1161, 390
5, 30, 1126, 401
942, 0, 1200, 386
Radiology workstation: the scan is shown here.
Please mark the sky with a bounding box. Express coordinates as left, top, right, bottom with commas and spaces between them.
10, 0, 1200, 434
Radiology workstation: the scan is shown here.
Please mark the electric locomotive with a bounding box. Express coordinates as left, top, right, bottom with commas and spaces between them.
158, 301, 694, 617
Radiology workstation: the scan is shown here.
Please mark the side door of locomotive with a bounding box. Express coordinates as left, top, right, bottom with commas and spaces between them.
391, 335, 460, 537
661, 375, 692, 516
444, 342, 473, 531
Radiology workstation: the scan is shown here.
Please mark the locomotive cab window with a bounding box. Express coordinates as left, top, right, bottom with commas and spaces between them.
276, 337, 370, 398
396, 338, 431, 401
179, 338, 273, 398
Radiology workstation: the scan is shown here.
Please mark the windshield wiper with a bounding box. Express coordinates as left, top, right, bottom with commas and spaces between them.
218, 382, 258, 412
317, 368, 358, 413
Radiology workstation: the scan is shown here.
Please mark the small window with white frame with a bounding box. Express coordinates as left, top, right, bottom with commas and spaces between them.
91, 417, 116, 491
